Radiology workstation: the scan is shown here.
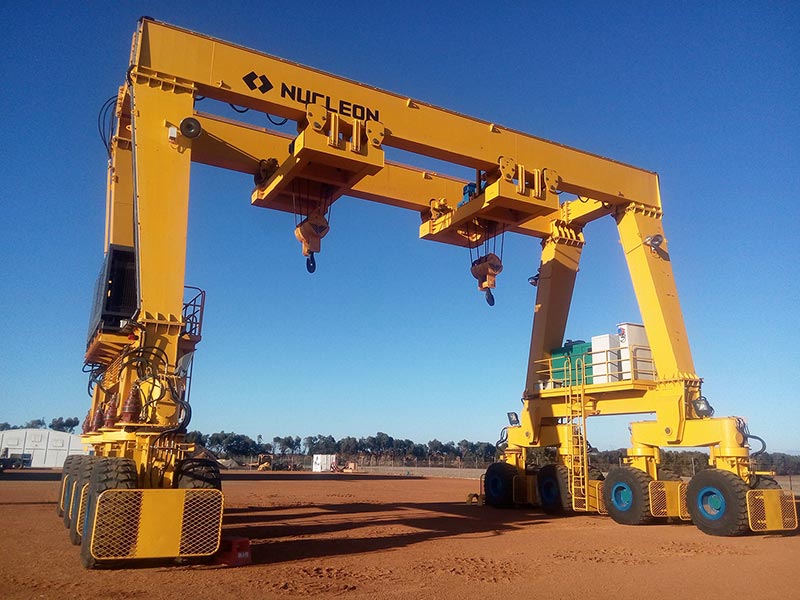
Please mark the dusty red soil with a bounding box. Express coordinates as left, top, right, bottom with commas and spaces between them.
1, 470, 798, 599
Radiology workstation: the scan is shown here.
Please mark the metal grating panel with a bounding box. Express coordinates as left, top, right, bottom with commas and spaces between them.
179, 490, 224, 556
91, 490, 143, 559
586, 480, 607, 514
650, 481, 668, 517
678, 483, 691, 520
747, 490, 798, 532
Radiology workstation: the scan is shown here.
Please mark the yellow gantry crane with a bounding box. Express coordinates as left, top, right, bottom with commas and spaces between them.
60, 17, 797, 568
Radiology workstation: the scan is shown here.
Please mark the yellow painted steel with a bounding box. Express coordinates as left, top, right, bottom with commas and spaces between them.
586, 480, 606, 514
135, 19, 659, 207
746, 490, 798, 532
648, 481, 686, 518
513, 475, 538, 505
87, 489, 223, 561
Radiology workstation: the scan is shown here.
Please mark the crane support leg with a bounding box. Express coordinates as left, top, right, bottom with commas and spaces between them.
615, 204, 698, 381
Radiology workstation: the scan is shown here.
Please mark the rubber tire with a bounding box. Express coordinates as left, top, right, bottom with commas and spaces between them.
80, 457, 138, 569
174, 458, 222, 490
657, 467, 681, 481
588, 466, 605, 481
63, 455, 89, 529
603, 466, 655, 526
69, 456, 97, 545
537, 464, 572, 514
750, 475, 781, 490
687, 468, 749, 536
483, 462, 518, 508
58, 455, 78, 517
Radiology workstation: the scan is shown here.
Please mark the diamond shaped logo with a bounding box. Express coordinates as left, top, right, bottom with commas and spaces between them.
243, 71, 273, 94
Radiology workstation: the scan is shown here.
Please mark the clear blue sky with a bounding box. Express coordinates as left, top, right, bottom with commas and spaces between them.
1, 2, 798, 453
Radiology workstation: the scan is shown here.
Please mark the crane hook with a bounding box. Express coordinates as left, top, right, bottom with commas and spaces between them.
306, 252, 317, 273
485, 289, 495, 306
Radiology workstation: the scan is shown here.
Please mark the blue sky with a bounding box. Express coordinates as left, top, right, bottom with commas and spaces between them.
1, 2, 798, 453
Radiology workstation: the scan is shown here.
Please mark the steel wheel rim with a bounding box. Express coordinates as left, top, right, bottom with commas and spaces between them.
611, 482, 633, 511
697, 486, 726, 520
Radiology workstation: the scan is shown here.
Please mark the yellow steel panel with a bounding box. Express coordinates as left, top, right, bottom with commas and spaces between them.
587, 480, 607, 514
136, 489, 185, 557
616, 207, 696, 380
135, 19, 660, 207
524, 225, 584, 399
512, 475, 537, 505
649, 481, 684, 517
90, 489, 223, 561
106, 139, 135, 250
747, 490, 798, 532
130, 81, 195, 323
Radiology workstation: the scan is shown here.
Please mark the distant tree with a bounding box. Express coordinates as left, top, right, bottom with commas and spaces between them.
23, 419, 46, 429
427, 439, 444, 456
303, 435, 319, 455
207, 431, 230, 455
185, 430, 209, 446
0, 422, 11, 431
316, 435, 337, 454
49, 417, 80, 433
222, 434, 258, 457
338, 436, 359, 456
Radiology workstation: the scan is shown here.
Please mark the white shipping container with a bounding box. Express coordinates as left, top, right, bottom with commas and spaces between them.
591, 334, 621, 383
312, 454, 337, 472
617, 323, 654, 380
0, 429, 88, 468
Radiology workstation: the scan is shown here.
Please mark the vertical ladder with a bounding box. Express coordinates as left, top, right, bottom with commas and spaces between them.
565, 357, 589, 511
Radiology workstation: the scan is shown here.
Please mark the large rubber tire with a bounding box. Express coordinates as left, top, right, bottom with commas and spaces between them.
657, 467, 681, 481
537, 464, 572, 514
69, 456, 97, 545
588, 466, 605, 481
58, 455, 79, 517
687, 469, 749, 536
174, 458, 222, 490
80, 457, 138, 569
63, 455, 90, 529
483, 462, 517, 508
750, 475, 781, 490
603, 466, 655, 526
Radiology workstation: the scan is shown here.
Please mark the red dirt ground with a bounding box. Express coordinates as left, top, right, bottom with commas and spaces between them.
1, 470, 798, 599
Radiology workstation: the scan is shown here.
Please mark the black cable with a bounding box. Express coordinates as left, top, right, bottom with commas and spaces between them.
97, 95, 117, 156
267, 114, 288, 126
747, 434, 768, 457
495, 427, 508, 449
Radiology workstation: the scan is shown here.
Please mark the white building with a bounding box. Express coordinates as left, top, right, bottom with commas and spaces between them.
0, 429, 88, 468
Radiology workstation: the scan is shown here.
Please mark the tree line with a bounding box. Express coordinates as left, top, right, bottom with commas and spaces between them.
185, 430, 498, 468
0, 417, 80, 434
3, 420, 798, 474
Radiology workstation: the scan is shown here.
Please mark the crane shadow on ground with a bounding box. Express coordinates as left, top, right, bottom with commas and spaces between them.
222, 500, 554, 565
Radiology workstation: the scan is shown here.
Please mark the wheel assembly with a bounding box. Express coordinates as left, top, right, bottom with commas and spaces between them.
483, 462, 517, 508
175, 458, 222, 490
602, 466, 655, 525
686, 468, 749, 536
537, 464, 571, 514
80, 457, 139, 568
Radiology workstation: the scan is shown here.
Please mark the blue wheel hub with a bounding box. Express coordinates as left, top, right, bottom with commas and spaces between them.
611, 482, 633, 511
697, 486, 726, 520
540, 477, 558, 504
